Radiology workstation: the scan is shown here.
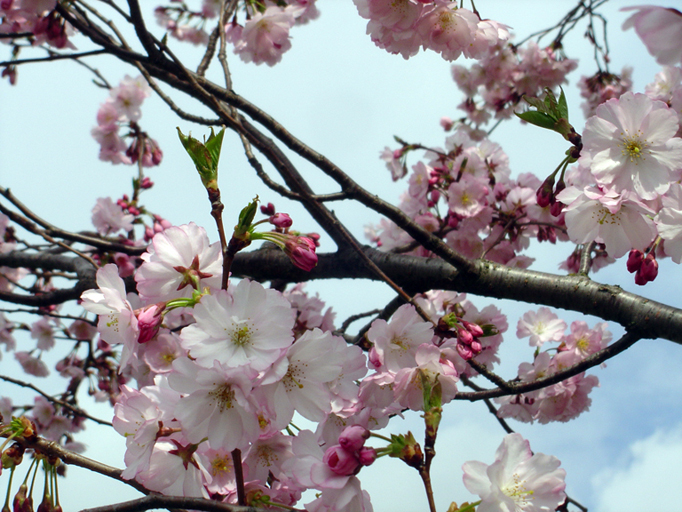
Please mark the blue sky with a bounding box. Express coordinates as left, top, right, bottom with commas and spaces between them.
2, 1, 681, 511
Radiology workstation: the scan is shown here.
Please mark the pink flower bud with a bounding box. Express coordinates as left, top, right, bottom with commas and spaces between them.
440, 116, 454, 131
457, 327, 473, 345
456, 343, 473, 360
269, 213, 293, 228
260, 202, 276, 216
368, 347, 382, 369
324, 445, 363, 476
284, 236, 318, 271
358, 447, 377, 466
536, 176, 555, 208
135, 303, 165, 344
626, 249, 644, 273
139, 177, 154, 189
393, 149, 403, 159
461, 320, 484, 338
339, 425, 370, 452
635, 253, 658, 285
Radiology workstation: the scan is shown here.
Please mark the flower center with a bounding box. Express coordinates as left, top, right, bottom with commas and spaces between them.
501, 472, 535, 506
211, 453, 233, 476
438, 10, 455, 30
230, 320, 253, 346
208, 383, 235, 412
620, 130, 649, 163
593, 206, 622, 226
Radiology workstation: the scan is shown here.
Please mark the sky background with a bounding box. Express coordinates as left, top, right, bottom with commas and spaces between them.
2, 1, 682, 511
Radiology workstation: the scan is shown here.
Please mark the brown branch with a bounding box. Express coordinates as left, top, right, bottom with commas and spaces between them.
0, 375, 112, 426
455, 331, 640, 401
15, 436, 149, 495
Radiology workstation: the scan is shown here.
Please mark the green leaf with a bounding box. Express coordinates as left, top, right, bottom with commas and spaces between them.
515, 110, 557, 130
177, 127, 225, 189
557, 86, 569, 122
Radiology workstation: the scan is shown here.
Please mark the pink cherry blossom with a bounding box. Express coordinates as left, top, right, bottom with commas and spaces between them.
231, 6, 295, 66
557, 185, 656, 258
622, 6, 682, 66
516, 308, 566, 347
30, 317, 55, 351
580, 92, 682, 200
113, 380, 181, 479
266, 328, 343, 424
91, 197, 134, 236
462, 433, 566, 512
168, 357, 259, 451
135, 223, 222, 302
179, 280, 295, 372
366, 303, 434, 373
81, 264, 139, 370
15, 351, 49, 377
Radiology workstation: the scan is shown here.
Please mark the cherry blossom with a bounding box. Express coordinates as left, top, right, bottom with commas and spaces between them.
81, 264, 139, 370
622, 6, 682, 66
580, 92, 682, 200
462, 433, 566, 512
91, 197, 134, 236
231, 6, 296, 66
179, 280, 295, 372
557, 185, 656, 258
167, 357, 260, 451
516, 308, 566, 347
135, 223, 222, 302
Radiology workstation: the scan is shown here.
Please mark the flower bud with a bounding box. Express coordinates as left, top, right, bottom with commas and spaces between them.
269, 213, 293, 229
358, 447, 377, 466
284, 236, 318, 271
626, 249, 644, 273
323, 445, 362, 476
339, 425, 370, 452
135, 303, 165, 343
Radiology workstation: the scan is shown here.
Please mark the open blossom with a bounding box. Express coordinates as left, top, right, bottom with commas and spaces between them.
580, 92, 682, 200
180, 279, 295, 372
230, 6, 295, 66
462, 433, 566, 512
516, 308, 566, 347
135, 223, 222, 302
557, 185, 656, 258
81, 264, 139, 370
622, 6, 682, 66
91, 197, 134, 236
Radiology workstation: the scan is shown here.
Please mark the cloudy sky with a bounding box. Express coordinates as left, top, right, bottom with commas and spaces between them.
2, 1, 681, 511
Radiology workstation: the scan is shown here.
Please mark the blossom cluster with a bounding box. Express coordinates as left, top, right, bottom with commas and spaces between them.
451, 41, 578, 128
371, 126, 570, 268
353, 0, 509, 61
495, 307, 610, 424
155, 0, 318, 66
0, 0, 72, 50
91, 75, 162, 166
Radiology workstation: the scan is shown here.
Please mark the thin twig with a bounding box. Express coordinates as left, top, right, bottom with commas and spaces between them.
0, 375, 112, 426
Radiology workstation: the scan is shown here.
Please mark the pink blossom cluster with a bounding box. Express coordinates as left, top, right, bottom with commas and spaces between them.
557, 83, 682, 275
155, 1, 318, 66
370, 126, 569, 266
68, 217, 575, 510
0, 0, 73, 49
365, 290, 508, 412
578, 67, 633, 118
91, 75, 162, 166
74, 223, 376, 509
495, 308, 610, 424
353, 0, 509, 61
451, 41, 578, 127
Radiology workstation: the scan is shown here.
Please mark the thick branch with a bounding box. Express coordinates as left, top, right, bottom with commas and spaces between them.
5, 247, 681, 343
